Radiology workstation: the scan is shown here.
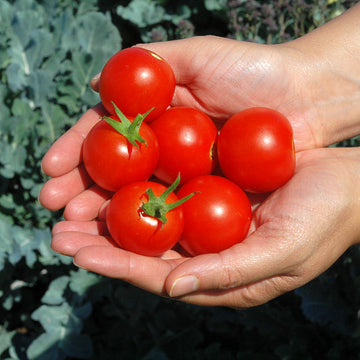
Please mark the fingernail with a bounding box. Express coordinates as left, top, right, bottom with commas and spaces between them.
91, 73, 100, 82
73, 258, 87, 271
169, 275, 199, 297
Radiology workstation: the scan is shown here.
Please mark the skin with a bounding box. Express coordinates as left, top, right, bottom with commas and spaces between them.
39, 3, 360, 308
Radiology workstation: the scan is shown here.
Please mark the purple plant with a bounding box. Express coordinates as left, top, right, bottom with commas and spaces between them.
225, 0, 357, 43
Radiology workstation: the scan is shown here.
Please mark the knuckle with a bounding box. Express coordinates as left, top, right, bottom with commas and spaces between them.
217, 252, 246, 290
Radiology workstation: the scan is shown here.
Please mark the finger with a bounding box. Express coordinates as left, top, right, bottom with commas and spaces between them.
174, 274, 300, 308
165, 223, 299, 299
39, 164, 93, 211
136, 39, 206, 109
63, 185, 112, 221
73, 246, 185, 295
51, 231, 116, 256
91, 37, 211, 91
136, 37, 218, 85
161, 243, 189, 260
136, 37, 247, 117
41, 103, 106, 177
90, 73, 100, 92
52, 221, 108, 236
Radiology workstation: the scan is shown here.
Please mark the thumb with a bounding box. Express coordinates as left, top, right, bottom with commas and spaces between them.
89, 37, 203, 93
135, 37, 208, 86
90, 72, 100, 92
165, 225, 302, 299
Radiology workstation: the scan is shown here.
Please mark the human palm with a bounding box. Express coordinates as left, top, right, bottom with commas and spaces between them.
48, 147, 360, 307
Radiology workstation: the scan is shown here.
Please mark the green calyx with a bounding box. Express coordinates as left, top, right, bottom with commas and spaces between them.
102, 101, 154, 148
141, 174, 196, 224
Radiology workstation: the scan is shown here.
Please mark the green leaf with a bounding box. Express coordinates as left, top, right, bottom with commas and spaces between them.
116, 0, 166, 28
204, 0, 227, 11
76, 12, 121, 54
36, 228, 73, 266
5, 63, 27, 92
27, 331, 65, 360
77, 0, 98, 15
0, 225, 12, 271
50, 7, 75, 51
72, 302, 92, 320
7, 25, 54, 91
167, 5, 192, 24
0, 193, 16, 211
143, 349, 170, 360
64, 11, 121, 105
39, 102, 70, 144
6, 99, 39, 146
69, 269, 103, 297
41, 276, 70, 305
29, 70, 57, 108
10, 226, 39, 268
0, 140, 27, 178
61, 333, 93, 359
70, 52, 99, 102
0, 1, 14, 33
30, 301, 93, 359
296, 275, 354, 334
0, 327, 15, 357
31, 303, 70, 333
11, 97, 34, 117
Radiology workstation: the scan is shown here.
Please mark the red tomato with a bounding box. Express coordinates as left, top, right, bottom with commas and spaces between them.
106, 181, 184, 256
83, 116, 159, 192
150, 107, 218, 185
177, 175, 252, 256
99, 47, 175, 122
217, 107, 295, 193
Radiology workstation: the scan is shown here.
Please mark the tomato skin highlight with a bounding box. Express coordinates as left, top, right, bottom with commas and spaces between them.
99, 47, 175, 122
83, 118, 159, 192
150, 107, 218, 185
106, 181, 184, 257
177, 175, 252, 256
217, 107, 295, 193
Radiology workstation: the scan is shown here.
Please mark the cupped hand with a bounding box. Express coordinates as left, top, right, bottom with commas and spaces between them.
50, 147, 360, 308
92, 36, 321, 151
39, 103, 113, 215
39, 36, 323, 213
39, 34, 360, 308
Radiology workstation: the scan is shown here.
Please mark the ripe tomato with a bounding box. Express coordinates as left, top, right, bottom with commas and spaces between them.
217, 107, 295, 193
106, 181, 185, 257
83, 111, 159, 192
150, 107, 218, 185
177, 175, 252, 256
99, 47, 175, 122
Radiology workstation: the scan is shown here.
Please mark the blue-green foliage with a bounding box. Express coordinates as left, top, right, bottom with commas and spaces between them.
1, 0, 360, 359
1, 0, 121, 358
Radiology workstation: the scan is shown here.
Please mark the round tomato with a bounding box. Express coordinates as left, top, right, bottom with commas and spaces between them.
177, 175, 252, 256
106, 181, 184, 257
83, 114, 159, 192
150, 107, 218, 185
99, 47, 175, 122
217, 107, 295, 193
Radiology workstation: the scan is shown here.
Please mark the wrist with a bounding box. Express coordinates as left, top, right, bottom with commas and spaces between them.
281, 4, 360, 147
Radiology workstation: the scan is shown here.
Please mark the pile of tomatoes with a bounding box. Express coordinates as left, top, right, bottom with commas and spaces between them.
83, 47, 296, 257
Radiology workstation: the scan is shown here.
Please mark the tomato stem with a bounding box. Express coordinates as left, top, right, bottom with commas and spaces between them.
102, 101, 154, 148
141, 174, 196, 224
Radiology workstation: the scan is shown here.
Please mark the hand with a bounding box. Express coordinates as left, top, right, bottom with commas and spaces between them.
92, 36, 320, 152
39, 35, 332, 213
39, 12, 360, 308
49, 147, 360, 307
